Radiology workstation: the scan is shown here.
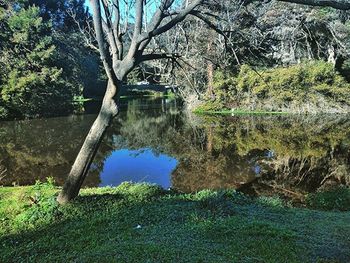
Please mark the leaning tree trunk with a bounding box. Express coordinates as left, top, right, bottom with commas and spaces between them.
57, 81, 119, 204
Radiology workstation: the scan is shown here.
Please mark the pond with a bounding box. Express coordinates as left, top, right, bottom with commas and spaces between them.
0, 97, 349, 200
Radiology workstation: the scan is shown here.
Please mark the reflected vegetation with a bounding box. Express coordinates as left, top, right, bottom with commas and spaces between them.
0, 115, 96, 186
0, 98, 349, 200
183, 115, 350, 200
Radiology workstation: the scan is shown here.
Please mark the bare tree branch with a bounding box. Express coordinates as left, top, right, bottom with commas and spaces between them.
137, 0, 204, 53
150, 0, 203, 37
139, 52, 181, 62
89, 0, 118, 85
67, 8, 99, 51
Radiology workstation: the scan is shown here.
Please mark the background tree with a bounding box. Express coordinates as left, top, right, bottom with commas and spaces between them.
0, 5, 75, 118
0, 0, 101, 119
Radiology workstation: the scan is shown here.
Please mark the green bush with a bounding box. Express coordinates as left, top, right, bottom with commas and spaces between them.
339, 59, 350, 82
193, 190, 240, 217
0, 5, 82, 119
257, 196, 287, 208
194, 100, 224, 112
213, 71, 237, 99
200, 61, 350, 113
0, 105, 9, 119
2, 68, 74, 117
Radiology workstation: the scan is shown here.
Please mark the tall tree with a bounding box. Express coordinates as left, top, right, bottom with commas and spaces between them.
57, 0, 209, 203
57, 0, 350, 203
0, 5, 75, 118
0, 0, 97, 119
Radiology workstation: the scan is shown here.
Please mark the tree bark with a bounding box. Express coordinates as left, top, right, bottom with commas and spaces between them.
207, 61, 214, 97
57, 81, 119, 204
206, 41, 215, 98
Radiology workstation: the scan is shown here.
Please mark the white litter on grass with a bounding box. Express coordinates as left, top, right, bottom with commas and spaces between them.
135, 224, 142, 229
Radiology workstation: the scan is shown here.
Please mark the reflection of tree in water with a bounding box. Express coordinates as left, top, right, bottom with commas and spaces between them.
115, 111, 350, 197
1, 98, 349, 199
196, 115, 350, 199
114, 108, 271, 193
86, 98, 182, 183
0, 98, 178, 187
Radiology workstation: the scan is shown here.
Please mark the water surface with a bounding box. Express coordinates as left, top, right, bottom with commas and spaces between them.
0, 98, 349, 200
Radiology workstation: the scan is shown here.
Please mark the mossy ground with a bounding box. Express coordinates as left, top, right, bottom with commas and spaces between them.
1, 182, 350, 262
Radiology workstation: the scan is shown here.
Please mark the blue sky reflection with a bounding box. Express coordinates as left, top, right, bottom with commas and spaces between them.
99, 148, 178, 188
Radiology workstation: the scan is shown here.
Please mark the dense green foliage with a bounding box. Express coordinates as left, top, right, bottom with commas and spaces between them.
0, 1, 102, 119
1, 182, 350, 262
0, 6, 74, 118
198, 61, 350, 113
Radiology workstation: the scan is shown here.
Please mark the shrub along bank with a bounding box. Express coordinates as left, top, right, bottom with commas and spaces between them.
196, 61, 350, 114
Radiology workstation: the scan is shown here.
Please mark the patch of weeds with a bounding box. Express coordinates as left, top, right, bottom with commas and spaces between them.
14, 178, 61, 228
115, 182, 165, 202
230, 191, 254, 205
306, 186, 350, 211
188, 211, 214, 225
257, 196, 287, 208
194, 101, 225, 113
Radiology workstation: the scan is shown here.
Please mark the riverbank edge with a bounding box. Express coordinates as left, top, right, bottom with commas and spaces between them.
1, 183, 350, 262
192, 105, 350, 115
193, 108, 289, 115
74, 93, 176, 102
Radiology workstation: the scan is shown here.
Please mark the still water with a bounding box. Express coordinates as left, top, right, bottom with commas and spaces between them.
0, 98, 349, 199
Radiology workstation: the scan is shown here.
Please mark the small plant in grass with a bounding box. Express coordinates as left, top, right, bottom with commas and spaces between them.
115, 182, 165, 202
257, 196, 287, 208
14, 178, 61, 227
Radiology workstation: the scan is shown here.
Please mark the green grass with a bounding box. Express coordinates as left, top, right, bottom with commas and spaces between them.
1, 182, 350, 262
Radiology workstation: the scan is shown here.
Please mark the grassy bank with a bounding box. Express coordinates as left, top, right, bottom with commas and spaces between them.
193, 108, 289, 115
1, 182, 350, 262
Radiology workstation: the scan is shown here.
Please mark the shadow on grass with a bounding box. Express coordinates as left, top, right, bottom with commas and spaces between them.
1, 185, 350, 262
